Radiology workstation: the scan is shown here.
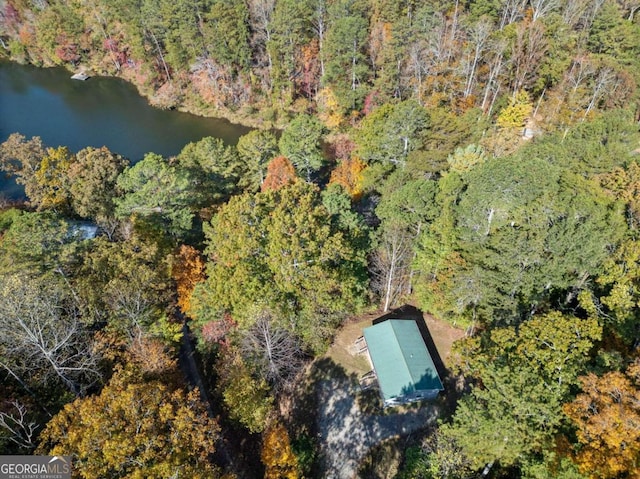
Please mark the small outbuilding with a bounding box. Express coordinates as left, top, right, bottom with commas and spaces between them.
363, 319, 443, 407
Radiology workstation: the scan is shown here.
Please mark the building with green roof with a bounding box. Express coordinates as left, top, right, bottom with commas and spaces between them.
363, 319, 443, 407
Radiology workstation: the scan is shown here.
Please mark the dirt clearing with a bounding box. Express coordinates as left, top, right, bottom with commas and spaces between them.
327, 305, 466, 376
309, 305, 466, 478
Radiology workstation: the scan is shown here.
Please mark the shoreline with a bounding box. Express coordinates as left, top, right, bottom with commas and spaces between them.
1, 55, 282, 132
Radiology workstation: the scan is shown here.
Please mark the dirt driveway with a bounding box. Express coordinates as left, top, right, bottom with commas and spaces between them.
310, 306, 465, 478
310, 360, 439, 479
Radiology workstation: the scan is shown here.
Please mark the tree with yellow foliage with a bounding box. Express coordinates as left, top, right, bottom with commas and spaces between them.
172, 244, 206, 316
599, 161, 640, 229
216, 347, 273, 434
485, 90, 534, 157
38, 368, 221, 479
32, 146, 73, 211
329, 157, 365, 200
563, 360, 640, 479
317, 87, 345, 129
261, 421, 300, 479
496, 90, 533, 129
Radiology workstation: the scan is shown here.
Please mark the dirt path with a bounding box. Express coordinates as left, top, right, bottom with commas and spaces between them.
314, 369, 439, 479
313, 306, 464, 478
178, 322, 246, 477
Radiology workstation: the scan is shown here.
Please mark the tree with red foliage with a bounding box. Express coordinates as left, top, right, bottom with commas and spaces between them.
2, 3, 21, 35
54, 34, 80, 64
201, 313, 236, 346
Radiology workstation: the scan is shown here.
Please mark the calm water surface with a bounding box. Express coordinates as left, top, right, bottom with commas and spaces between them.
0, 61, 251, 198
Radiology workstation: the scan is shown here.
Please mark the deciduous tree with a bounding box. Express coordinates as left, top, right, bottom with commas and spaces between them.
0, 134, 75, 211
193, 181, 367, 350
370, 222, 413, 312
0, 400, 39, 452
329, 157, 365, 199
32, 146, 73, 211
68, 146, 128, 222
261, 156, 298, 191
0, 273, 101, 397
563, 360, 640, 479
171, 244, 205, 316
397, 428, 473, 479
38, 369, 221, 478
599, 160, 640, 229
0, 133, 45, 179
216, 347, 274, 433
0, 211, 76, 276
587, 238, 640, 341
240, 310, 304, 390
262, 421, 300, 479
456, 311, 602, 392
446, 144, 486, 173
72, 236, 172, 334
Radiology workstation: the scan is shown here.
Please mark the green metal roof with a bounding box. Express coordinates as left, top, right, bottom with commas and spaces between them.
363, 319, 443, 402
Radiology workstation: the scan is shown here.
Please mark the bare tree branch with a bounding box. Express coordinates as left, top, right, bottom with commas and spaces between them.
0, 274, 102, 397
370, 224, 413, 312
0, 401, 39, 450
240, 311, 304, 391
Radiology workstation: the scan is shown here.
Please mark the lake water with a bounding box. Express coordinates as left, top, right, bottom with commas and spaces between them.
0, 61, 251, 198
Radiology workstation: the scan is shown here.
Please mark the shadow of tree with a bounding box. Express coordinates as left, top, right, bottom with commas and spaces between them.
287, 356, 439, 479
285, 358, 355, 478
357, 437, 404, 479
357, 387, 383, 415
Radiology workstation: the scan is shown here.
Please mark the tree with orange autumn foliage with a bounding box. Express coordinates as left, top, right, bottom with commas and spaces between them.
563, 360, 640, 479
261, 156, 297, 192
261, 421, 300, 479
126, 334, 178, 379
172, 245, 206, 316
329, 157, 365, 200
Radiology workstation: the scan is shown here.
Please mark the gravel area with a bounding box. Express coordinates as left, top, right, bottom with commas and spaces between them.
315, 369, 439, 479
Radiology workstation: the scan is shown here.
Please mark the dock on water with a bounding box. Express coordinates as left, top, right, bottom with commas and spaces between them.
71, 72, 90, 81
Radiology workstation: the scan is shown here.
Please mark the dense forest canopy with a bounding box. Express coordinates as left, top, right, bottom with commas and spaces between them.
1, 0, 639, 127
2, 0, 640, 478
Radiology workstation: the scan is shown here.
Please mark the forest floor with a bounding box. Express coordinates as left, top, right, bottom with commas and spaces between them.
307, 305, 466, 478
